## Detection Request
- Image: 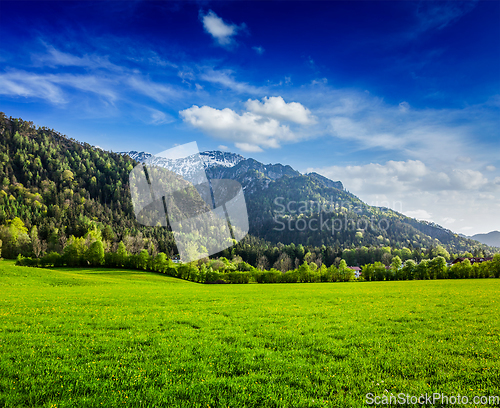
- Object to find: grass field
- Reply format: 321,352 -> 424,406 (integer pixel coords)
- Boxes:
0,260 -> 499,407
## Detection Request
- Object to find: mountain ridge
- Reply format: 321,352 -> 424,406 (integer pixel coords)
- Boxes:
123,150 -> 344,192
122,150 -> 497,253
470,231 -> 500,248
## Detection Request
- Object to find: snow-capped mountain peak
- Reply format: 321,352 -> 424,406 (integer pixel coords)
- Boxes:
200,151 -> 245,168
123,150 -> 244,169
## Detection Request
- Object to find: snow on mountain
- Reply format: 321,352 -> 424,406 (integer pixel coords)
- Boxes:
126,151 -> 154,162
124,150 -> 244,169
200,151 -> 245,168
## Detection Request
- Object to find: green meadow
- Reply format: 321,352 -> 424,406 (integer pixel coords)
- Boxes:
0,260 -> 499,408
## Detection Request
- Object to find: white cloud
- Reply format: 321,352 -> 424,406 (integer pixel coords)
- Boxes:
405,209 -> 432,220
308,161 -> 494,196
180,105 -> 295,151
218,145 -> 228,151
442,217 -> 456,225
311,78 -> 328,86
0,70 -> 66,103
180,97 -> 315,152
200,10 -> 244,47
0,70 -> 117,104
456,156 -> 472,163
1,46 -> 188,107
235,143 -> 263,153
245,96 -> 316,125
486,165 -> 496,171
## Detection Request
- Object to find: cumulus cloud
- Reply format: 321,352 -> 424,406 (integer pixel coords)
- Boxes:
180,105 -> 294,151
245,96 -> 316,125
180,97 -> 315,152
308,160 -> 494,196
218,145 -> 229,151
486,165 -> 496,171
200,10 -> 245,47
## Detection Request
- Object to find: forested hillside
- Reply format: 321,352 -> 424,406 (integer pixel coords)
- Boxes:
0,113 -> 178,259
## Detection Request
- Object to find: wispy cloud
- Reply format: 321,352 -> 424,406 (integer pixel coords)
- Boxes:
148,108 -> 175,125
126,76 -> 183,104
199,68 -> 264,94
288,84 -> 500,167
0,70 -> 117,104
35,45 -> 122,71
0,45 -> 189,108
415,0 -> 478,32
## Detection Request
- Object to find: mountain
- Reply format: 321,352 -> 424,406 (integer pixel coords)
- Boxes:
471,231 -> 500,248
0,113 -> 497,263
201,151 -> 245,168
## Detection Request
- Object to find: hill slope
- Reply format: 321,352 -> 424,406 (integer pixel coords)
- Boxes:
0,114 -> 178,258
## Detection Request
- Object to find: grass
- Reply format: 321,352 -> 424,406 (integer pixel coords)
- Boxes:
0,260 -> 499,407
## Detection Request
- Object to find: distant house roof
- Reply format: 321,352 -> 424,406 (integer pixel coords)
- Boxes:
348,266 -> 361,271
451,257 -> 493,265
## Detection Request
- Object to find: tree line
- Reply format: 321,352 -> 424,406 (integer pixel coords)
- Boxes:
13,223 -> 500,284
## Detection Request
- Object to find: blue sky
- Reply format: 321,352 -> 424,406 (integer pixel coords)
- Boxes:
1,0 -> 499,235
